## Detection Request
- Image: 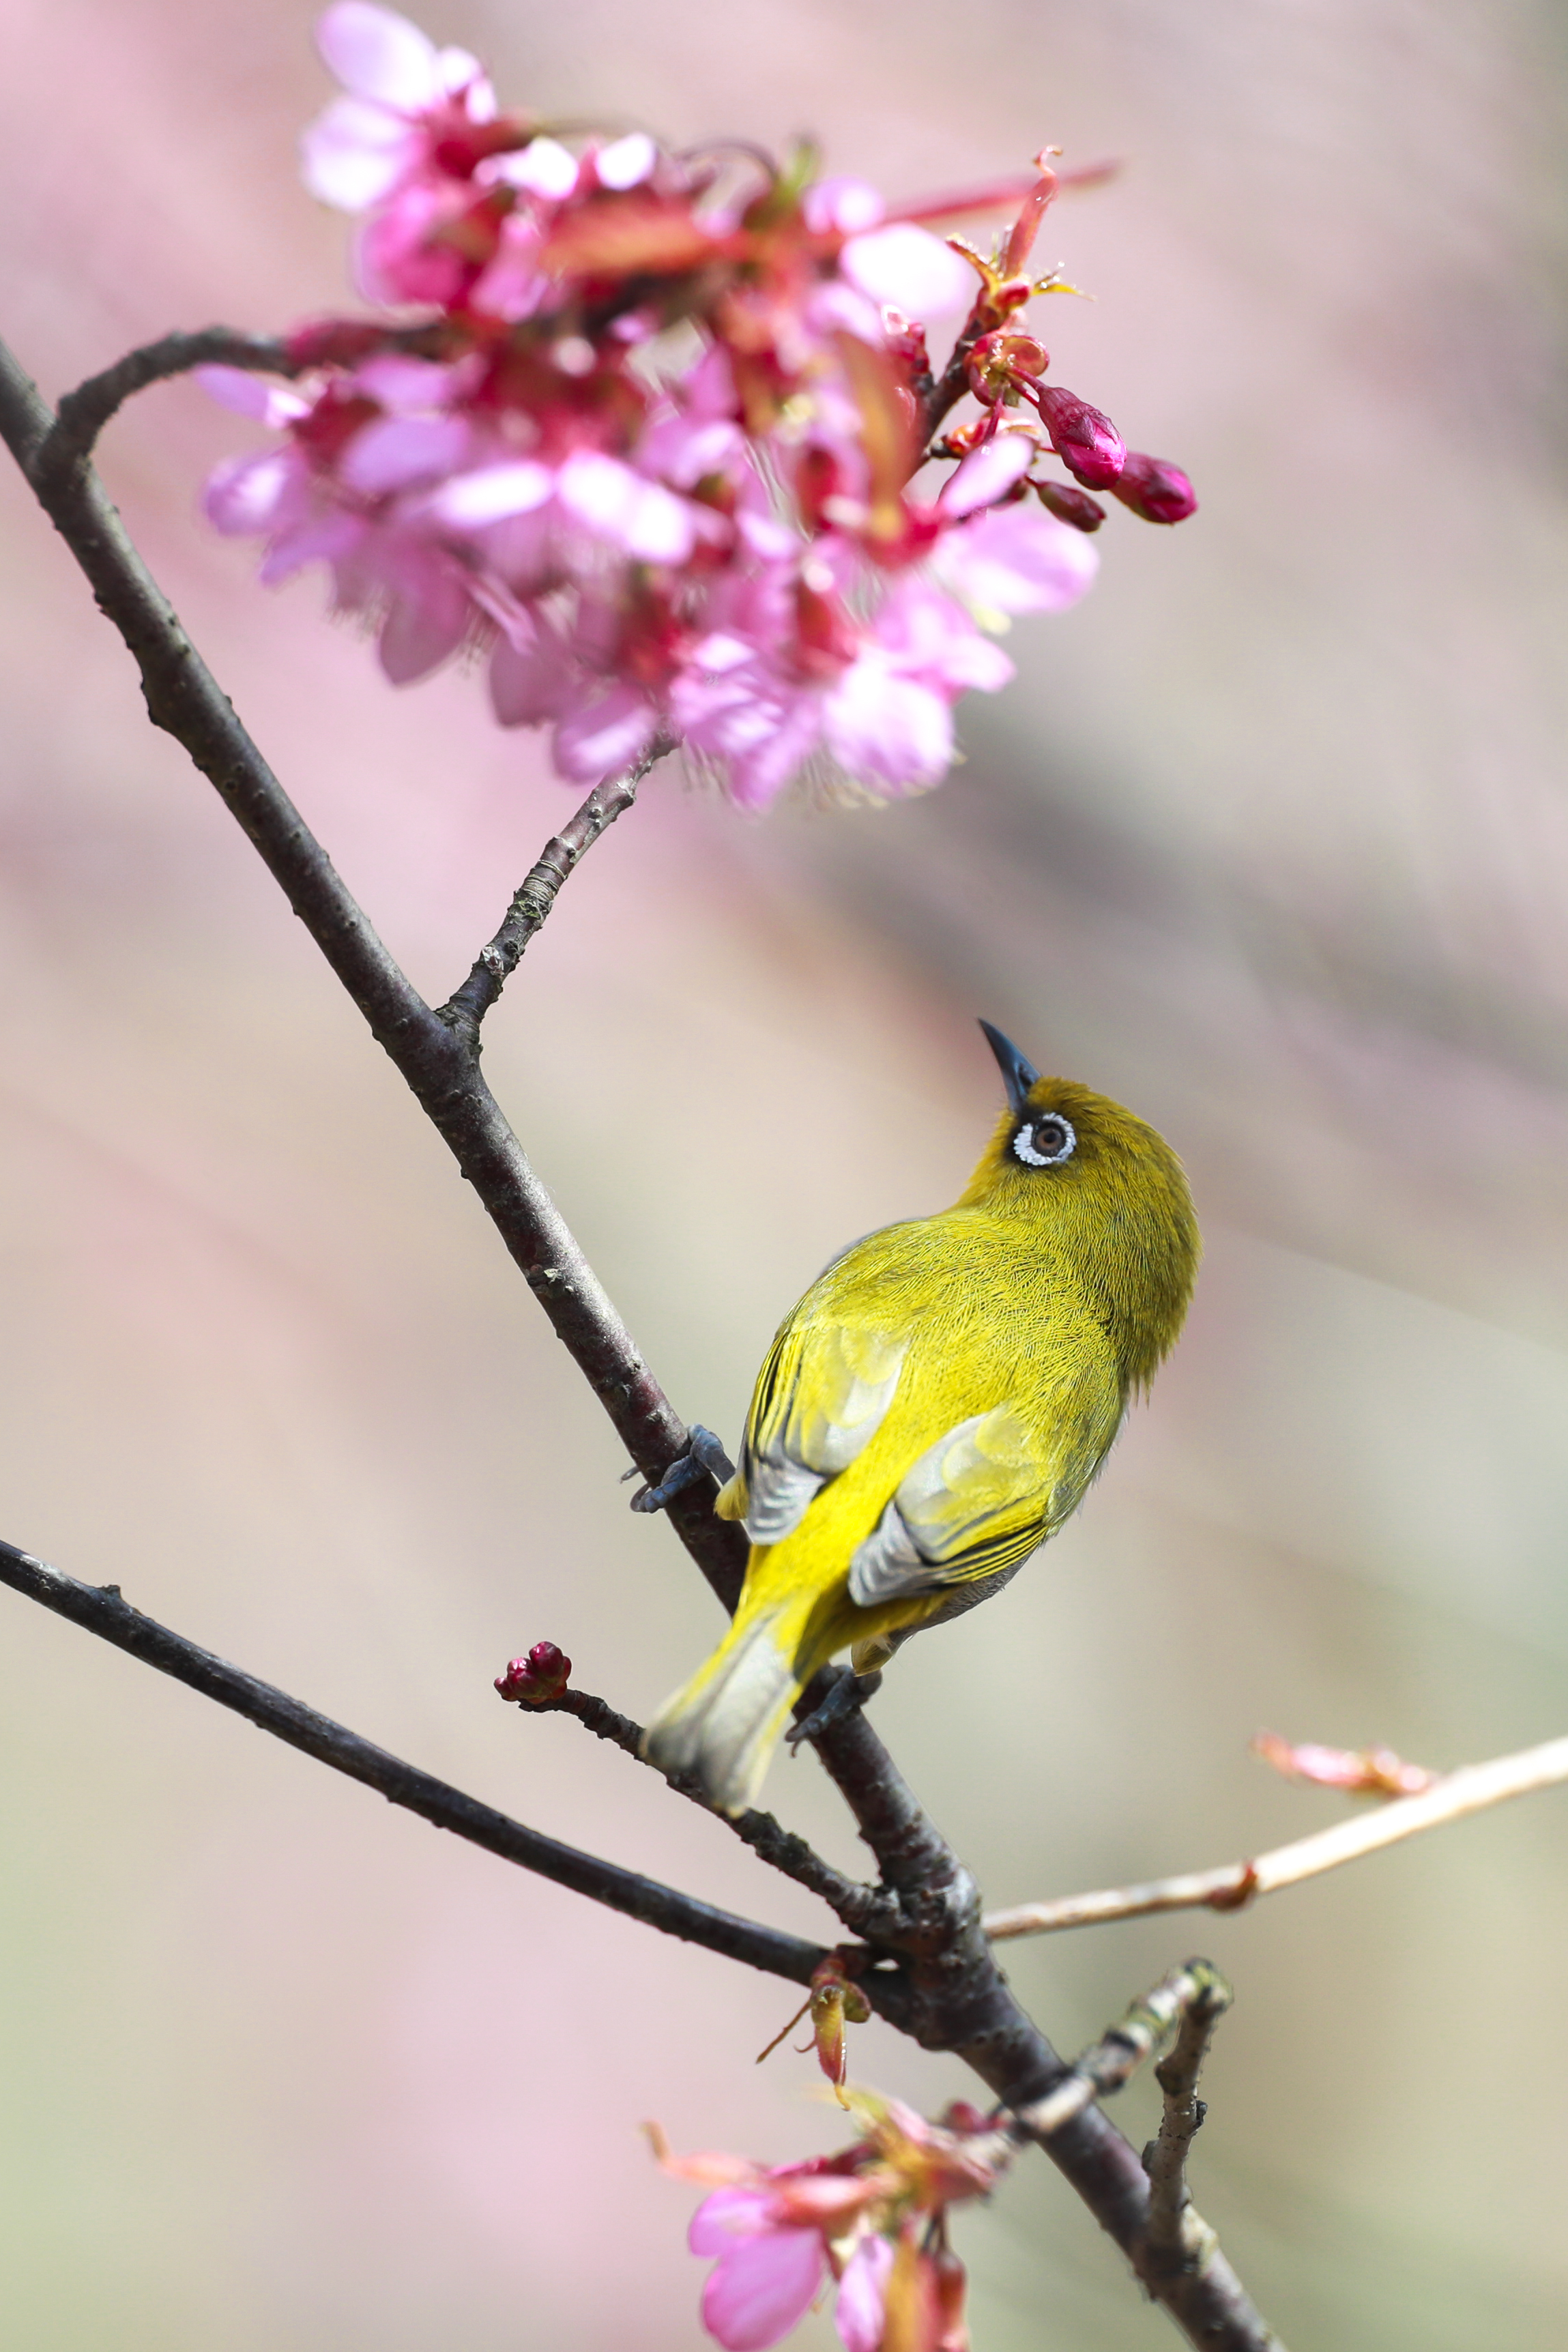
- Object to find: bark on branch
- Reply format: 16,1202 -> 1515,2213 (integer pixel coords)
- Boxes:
983,1734 -> 1568,1940
0,1539 -> 824,1986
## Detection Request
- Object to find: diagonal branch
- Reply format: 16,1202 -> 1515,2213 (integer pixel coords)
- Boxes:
512,1679 -> 896,1939
436,746 -> 675,1052
982,1733 -> 1568,1941
0,1537 -> 825,1988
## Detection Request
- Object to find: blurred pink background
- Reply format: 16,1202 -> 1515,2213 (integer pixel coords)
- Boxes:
3,1 -> 1568,2346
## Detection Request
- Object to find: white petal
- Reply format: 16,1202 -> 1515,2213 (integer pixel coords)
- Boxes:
434,461 -> 556,526
840,222 -> 974,317
802,175 -> 884,235
595,132 -> 656,190
300,98 -> 416,209
495,137 -> 580,199
315,3 -> 439,107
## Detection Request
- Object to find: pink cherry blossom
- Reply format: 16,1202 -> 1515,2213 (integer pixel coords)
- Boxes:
201,4 -> 1195,809
301,1 -> 497,212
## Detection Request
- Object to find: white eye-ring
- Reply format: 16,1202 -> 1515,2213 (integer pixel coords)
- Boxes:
1013,1112 -> 1077,1168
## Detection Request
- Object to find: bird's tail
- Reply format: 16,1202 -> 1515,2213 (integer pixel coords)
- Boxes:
642,1574 -> 824,1816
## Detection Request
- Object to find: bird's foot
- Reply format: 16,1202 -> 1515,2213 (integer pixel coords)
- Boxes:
628,1425 -> 736,1514
786,1666 -> 884,1750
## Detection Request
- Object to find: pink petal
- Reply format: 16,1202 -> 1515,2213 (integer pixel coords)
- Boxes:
552,682 -> 660,780
824,657 -> 954,792
689,2190 -> 775,2256
937,503 -> 1099,616
803,176 -> 884,236
299,97 -> 416,209
352,353 -> 464,411
701,2229 -> 824,2352
940,433 -> 1035,517
435,461 -> 555,528
315,2 -> 439,107
203,449 -> 301,536
377,562 -> 473,682
261,506 -> 365,585
834,2234 -> 895,2352
840,224 -> 974,317
340,414 -> 468,495
435,46 -> 493,112
489,624 -> 572,725
557,451 -> 694,563
596,132 -> 656,190
195,366 -> 309,427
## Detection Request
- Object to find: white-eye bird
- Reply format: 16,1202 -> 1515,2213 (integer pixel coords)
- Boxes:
641,1023 -> 1200,1815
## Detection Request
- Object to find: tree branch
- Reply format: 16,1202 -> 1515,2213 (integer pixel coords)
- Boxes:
435,747 -> 675,1052
1013,1960 -> 1232,2141
982,1734 -> 1568,1940
512,1680 -> 895,1938
0,1537 -> 823,1986
0,334 -> 744,1612
33,328 -> 298,482
1144,1966 -> 1232,2278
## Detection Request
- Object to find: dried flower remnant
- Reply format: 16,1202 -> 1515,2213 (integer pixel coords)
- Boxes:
652,2090 -> 1007,2352
756,1952 -> 873,2100
1251,1730 -> 1438,1799
201,3 -> 1194,804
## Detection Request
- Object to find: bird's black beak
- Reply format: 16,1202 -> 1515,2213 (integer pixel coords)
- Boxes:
978,1020 -> 1041,1116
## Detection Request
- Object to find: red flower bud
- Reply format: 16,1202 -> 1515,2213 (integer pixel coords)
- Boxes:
1034,479 -> 1105,532
1031,386 -> 1125,488
495,1641 -> 573,1705
1109,450 -> 1197,524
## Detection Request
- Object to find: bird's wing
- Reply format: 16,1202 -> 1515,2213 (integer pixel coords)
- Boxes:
846,1406 -> 1047,1603
847,1388 -> 1116,1606
726,1317 -> 910,1544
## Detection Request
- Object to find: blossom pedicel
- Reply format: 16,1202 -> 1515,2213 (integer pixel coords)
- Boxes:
201,2 -> 1195,805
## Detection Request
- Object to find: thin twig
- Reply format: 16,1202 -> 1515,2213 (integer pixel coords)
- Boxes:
437,746 -> 675,1051
1014,1960 -> 1230,2140
0,1539 -> 824,1986
983,1734 -> 1568,1941
519,1683 -> 895,1938
1144,1965 -> 1232,2275
34,330 -> 297,482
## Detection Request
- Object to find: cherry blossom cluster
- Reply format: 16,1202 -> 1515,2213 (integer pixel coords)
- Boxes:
654,2088 -> 1011,2352
201,1 -> 1194,805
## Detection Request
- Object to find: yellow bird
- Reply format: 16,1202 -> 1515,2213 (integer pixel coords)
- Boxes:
639,1023 -> 1200,1815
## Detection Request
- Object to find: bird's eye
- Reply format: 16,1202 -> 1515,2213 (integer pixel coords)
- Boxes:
1013,1114 -> 1076,1169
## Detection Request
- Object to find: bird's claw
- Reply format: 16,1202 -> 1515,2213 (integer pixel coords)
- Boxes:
629,1425 -> 736,1513
786,1666 -> 884,1749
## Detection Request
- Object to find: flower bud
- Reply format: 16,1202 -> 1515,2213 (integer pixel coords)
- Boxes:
1031,386 -> 1125,488
1033,479 -> 1105,532
1109,450 -> 1197,524
495,1640 -> 573,1704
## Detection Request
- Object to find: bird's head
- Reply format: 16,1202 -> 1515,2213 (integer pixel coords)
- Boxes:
961,1021 -> 1201,1389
